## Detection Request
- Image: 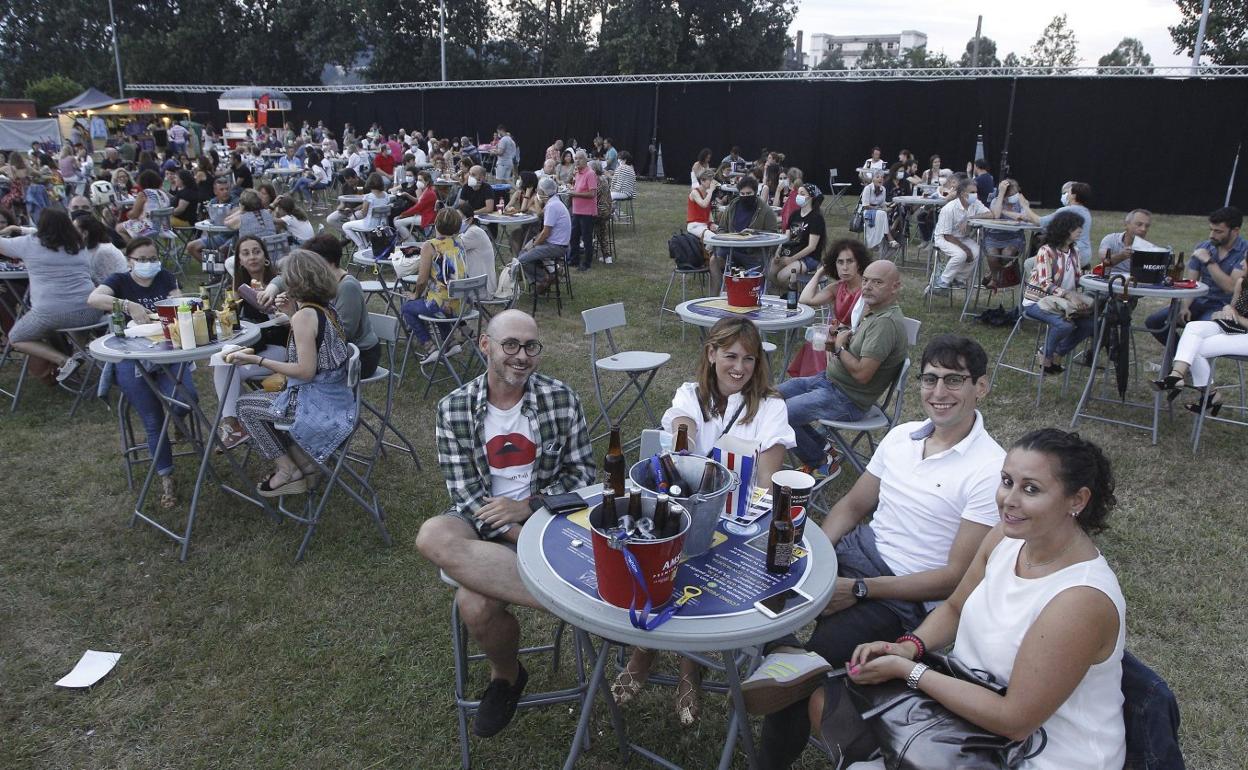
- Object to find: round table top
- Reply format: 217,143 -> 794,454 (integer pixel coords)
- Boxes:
1079,275 -> 1210,300
265,167 -> 303,175
516,486 -> 838,652
478,212 -> 538,225
705,231 -> 788,249
89,322 -> 261,365
719,184 -> 738,194
892,195 -> 946,207
194,220 -> 235,234
338,194 -> 366,204
433,179 -> 456,187
676,296 -> 815,331
971,218 -> 1041,233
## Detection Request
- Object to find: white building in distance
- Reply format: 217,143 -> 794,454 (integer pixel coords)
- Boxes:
807,30 -> 928,68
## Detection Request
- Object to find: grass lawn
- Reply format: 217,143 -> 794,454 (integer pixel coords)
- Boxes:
0,182 -> 1242,769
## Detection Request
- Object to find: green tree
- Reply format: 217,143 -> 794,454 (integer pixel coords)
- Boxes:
814,48 -> 846,71
1097,37 -> 1154,73
856,41 -> 900,69
24,75 -> 83,116
0,2 -> 115,95
958,36 -> 1001,67
1170,0 -> 1248,64
1023,13 -> 1080,71
902,46 -> 952,68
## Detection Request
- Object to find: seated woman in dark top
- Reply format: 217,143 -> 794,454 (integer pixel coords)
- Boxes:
87,237 -> 194,509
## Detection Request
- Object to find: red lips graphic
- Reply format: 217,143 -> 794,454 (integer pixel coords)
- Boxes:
485,432 -> 538,469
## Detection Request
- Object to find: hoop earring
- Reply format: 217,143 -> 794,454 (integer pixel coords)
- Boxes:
264,259 -> 271,266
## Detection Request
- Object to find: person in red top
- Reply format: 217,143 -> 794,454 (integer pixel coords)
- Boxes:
568,149 -> 598,271
374,144 -> 397,185
687,171 -> 718,241
395,170 -> 437,241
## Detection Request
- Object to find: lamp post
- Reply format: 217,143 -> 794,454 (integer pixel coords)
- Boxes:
439,0 -> 447,82
1191,0 -> 1212,73
107,0 -> 125,96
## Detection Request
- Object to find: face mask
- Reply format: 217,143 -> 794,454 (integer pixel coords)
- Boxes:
467,177 -> 480,188
1007,194 -> 1020,204
416,180 -> 426,190
739,195 -> 759,211
897,171 -> 905,179
1060,192 -> 1070,206
132,261 -> 161,279
794,195 -> 808,208
404,175 -> 414,185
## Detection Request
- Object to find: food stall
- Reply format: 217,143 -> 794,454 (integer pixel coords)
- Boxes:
55,89 -> 192,154
217,87 -> 292,148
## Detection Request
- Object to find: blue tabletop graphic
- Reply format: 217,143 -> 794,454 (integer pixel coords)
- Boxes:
539,495 -> 811,618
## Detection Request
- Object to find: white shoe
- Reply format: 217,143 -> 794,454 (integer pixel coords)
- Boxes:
56,353 -> 85,383
604,255 -> 614,265
741,650 -> 832,715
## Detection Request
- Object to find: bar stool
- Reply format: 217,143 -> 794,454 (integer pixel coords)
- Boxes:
659,264 -> 710,339
612,196 -> 636,233
990,313 -> 1076,407
10,319 -> 108,416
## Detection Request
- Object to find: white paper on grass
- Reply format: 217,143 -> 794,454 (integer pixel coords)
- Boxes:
55,650 -> 121,688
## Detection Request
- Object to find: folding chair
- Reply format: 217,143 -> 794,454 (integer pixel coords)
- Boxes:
412,274 -> 488,396
659,263 -> 710,339
1190,354 -> 1248,453
10,319 -> 108,416
810,318 -> 921,487
261,232 -> 294,268
439,569 -> 588,770
989,312 -> 1077,407
146,206 -> 182,275
352,247 -> 403,317
273,344 -> 392,561
824,168 -> 853,218
582,302 -> 670,442
116,389 -> 205,490
477,260 -> 520,324
354,313 -> 422,480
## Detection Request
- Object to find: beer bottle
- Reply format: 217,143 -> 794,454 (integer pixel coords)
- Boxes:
600,492 -> 618,529
766,486 -> 795,575
652,493 -> 671,536
604,426 -> 627,498
696,460 -> 718,495
674,423 -> 690,453
199,284 -> 212,305
628,484 -> 642,520
659,452 -> 683,496
110,298 -> 128,336
664,501 -> 683,538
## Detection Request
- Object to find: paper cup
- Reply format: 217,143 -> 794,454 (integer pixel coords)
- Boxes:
771,469 -> 816,542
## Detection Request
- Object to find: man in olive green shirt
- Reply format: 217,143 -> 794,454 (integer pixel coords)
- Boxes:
779,259 -> 907,476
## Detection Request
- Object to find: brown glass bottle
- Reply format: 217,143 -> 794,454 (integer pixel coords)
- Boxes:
652,493 -> 671,536
766,486 -> 795,575
600,492 -> 618,529
604,427 -> 627,497
674,424 -> 690,453
658,452 -> 683,495
696,460 -> 718,494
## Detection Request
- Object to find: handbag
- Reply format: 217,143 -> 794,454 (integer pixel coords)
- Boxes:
845,652 -> 1047,769
850,208 -> 865,233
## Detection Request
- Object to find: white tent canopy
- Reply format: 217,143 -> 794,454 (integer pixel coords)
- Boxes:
0,118 -> 60,151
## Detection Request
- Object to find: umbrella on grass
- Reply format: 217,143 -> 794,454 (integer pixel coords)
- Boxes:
1103,274 -> 1134,400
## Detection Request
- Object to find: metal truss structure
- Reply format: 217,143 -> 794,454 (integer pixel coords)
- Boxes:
128,65 -> 1248,94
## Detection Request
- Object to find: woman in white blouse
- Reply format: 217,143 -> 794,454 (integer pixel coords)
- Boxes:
612,317 -> 796,726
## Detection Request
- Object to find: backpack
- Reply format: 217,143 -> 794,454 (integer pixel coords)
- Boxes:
668,231 -> 705,269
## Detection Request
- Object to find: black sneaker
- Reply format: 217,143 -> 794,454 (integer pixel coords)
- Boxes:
472,663 -> 528,738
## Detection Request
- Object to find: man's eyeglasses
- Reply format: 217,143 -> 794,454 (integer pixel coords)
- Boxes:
917,372 -> 972,390
495,338 -> 543,356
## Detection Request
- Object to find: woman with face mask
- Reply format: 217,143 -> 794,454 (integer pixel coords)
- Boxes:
982,178 -> 1032,288
394,170 -> 437,242
774,166 -> 803,225
771,183 -> 827,290
87,237 -> 194,509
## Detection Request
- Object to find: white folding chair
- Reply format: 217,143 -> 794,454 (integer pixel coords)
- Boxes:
811,317 -> 920,490
990,312 -> 1076,407
273,344 -> 392,561
824,168 -> 853,217
412,274 -> 488,397
582,302 -> 670,442
1191,354 -> 1248,453
353,313 -> 422,480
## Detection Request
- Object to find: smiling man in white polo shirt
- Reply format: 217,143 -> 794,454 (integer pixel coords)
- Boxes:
746,334 -> 1006,770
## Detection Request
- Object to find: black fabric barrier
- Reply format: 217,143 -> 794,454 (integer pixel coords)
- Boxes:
155,78 -> 1248,215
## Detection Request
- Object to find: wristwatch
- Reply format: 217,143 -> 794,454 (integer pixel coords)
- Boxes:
852,579 -> 869,601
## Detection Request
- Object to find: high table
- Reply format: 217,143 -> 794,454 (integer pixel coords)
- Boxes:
1071,276 -> 1209,444
0,267 -> 30,404
88,321 -> 271,560
704,231 -> 789,293
477,212 -> 538,258
265,166 -> 303,193
517,485 -> 837,770
960,219 -> 1042,322
676,296 -> 814,376
890,195 -> 945,272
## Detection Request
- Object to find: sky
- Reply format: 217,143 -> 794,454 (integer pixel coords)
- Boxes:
791,0 -> 1190,67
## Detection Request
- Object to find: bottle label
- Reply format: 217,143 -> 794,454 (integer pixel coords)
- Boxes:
770,542 -> 793,567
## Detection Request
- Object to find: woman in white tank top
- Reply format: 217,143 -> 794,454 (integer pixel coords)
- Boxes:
847,428 -> 1127,770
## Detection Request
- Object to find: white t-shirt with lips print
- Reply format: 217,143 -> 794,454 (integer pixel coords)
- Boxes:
483,399 -> 538,500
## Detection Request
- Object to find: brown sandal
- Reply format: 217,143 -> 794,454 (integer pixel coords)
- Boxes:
159,476 -> 177,510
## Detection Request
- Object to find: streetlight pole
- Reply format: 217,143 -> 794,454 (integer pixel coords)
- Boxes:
107,0 -> 125,96
439,0 -> 447,82
1191,0 -> 1212,73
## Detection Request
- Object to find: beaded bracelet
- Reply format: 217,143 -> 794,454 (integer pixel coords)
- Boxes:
896,632 -> 927,660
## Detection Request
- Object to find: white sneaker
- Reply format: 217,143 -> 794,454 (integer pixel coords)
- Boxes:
604,255 -> 614,265
741,650 -> 832,715
56,353 -> 85,383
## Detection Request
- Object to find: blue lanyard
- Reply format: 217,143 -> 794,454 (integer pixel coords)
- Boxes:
619,536 -> 702,631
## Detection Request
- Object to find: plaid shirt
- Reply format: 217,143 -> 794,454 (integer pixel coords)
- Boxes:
436,372 -> 596,536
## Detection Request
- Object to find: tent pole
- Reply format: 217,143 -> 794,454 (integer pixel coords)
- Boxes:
108,0 -> 125,97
